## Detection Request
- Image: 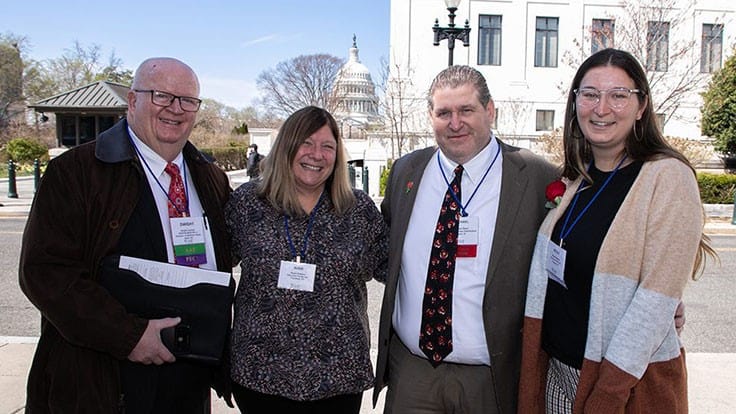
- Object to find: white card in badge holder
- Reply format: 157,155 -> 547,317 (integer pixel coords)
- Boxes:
545,240 -> 567,288
457,215 -> 479,258
278,260 -> 317,292
170,216 -> 207,266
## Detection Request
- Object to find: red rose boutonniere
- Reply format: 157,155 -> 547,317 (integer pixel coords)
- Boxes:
405,181 -> 414,194
545,179 -> 566,209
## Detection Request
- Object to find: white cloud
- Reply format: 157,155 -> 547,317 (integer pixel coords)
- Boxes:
241,34 -> 278,47
199,76 -> 261,109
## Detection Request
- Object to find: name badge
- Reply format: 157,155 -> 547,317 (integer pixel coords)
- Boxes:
278,260 -> 317,292
457,216 -> 479,258
545,240 -> 567,288
170,217 -> 207,266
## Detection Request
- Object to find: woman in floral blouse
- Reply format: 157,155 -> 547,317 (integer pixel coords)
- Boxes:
225,106 -> 388,413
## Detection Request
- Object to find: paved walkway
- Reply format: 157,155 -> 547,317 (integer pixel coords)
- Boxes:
2,173 -> 735,413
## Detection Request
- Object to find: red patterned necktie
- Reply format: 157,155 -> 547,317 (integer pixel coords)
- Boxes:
419,164 -> 463,366
164,162 -> 188,218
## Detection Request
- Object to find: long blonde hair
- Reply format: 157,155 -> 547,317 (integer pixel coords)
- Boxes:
257,106 -> 355,217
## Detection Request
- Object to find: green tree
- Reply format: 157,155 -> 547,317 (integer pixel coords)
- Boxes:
24,41 -> 134,102
94,51 -> 133,85
701,46 -> 736,155
0,40 -> 23,133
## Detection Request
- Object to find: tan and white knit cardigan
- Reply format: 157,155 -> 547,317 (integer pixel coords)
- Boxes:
518,157 -> 703,414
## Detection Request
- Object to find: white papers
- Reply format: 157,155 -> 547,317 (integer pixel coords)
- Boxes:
118,255 -> 230,288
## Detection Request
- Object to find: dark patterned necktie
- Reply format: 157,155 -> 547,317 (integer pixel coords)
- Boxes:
419,164 -> 463,365
164,162 -> 188,218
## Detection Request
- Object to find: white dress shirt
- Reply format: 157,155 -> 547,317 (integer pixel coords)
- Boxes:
393,135 -> 503,365
128,128 -> 217,270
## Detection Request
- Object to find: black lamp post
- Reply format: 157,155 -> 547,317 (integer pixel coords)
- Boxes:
432,0 -> 472,66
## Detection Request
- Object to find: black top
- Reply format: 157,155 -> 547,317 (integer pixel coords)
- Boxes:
542,160 -> 643,369
246,151 -> 263,177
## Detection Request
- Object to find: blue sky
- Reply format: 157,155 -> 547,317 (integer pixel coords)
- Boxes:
1,0 -> 390,109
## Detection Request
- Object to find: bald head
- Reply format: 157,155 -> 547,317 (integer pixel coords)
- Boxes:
127,57 -> 201,161
131,57 -> 200,93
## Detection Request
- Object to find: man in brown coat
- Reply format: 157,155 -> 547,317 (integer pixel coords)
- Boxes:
19,57 -> 233,413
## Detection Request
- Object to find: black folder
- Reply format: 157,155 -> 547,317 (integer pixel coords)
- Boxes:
99,255 -> 234,365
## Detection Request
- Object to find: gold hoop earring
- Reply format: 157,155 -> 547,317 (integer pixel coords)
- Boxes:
633,121 -> 642,142
569,117 -> 582,139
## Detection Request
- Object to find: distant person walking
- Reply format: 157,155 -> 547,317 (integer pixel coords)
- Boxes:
246,144 -> 264,181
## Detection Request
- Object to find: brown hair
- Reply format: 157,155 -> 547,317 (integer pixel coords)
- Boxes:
562,48 -> 715,278
427,65 -> 493,110
561,48 -> 689,181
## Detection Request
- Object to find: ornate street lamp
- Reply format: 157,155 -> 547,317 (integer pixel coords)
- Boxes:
432,0 -> 472,66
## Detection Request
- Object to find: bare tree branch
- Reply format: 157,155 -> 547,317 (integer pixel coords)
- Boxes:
377,57 -> 427,159
256,54 -> 345,118
561,0 -> 723,130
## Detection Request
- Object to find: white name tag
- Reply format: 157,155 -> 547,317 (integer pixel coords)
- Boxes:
457,216 -> 479,258
545,240 -> 567,288
278,260 -> 317,292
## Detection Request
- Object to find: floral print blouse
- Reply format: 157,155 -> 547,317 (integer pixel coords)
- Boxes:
225,182 -> 388,401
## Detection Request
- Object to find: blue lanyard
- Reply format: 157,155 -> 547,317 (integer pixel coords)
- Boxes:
438,141 -> 501,217
558,156 -> 628,245
128,136 -> 190,216
284,193 -> 324,263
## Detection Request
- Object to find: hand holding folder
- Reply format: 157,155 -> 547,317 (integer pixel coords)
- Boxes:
99,255 -> 234,365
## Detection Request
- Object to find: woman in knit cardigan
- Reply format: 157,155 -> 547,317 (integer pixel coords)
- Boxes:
517,48 -> 714,413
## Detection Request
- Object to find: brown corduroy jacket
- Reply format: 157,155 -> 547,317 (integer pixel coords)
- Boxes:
19,119 -> 233,413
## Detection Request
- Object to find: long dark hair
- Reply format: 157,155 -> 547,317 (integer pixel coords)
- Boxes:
561,48 -> 690,181
562,48 -> 714,279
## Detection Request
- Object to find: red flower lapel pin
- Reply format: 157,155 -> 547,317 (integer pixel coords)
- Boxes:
545,179 -> 566,209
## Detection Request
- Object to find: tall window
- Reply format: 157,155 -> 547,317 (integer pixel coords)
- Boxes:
646,21 -> 670,71
478,15 -> 502,66
59,115 -> 117,147
535,17 -> 558,67
536,110 -> 554,131
591,19 -> 614,53
701,24 -> 723,73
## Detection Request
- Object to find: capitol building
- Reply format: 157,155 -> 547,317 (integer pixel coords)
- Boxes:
333,36 -> 394,198
333,35 -> 381,136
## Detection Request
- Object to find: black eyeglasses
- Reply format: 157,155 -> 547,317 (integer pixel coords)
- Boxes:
133,89 -> 202,112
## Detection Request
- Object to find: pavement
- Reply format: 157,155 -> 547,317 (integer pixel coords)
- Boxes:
2,173 -> 735,413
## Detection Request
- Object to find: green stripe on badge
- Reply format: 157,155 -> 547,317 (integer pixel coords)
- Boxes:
174,243 -> 206,256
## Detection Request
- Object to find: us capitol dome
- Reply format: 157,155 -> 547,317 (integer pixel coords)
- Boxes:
333,35 -> 381,138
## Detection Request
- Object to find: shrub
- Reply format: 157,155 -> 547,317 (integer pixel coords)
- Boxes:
200,146 -> 247,171
5,137 -> 49,164
379,160 -> 393,197
665,136 -> 714,167
533,128 -> 564,167
697,172 -> 736,204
